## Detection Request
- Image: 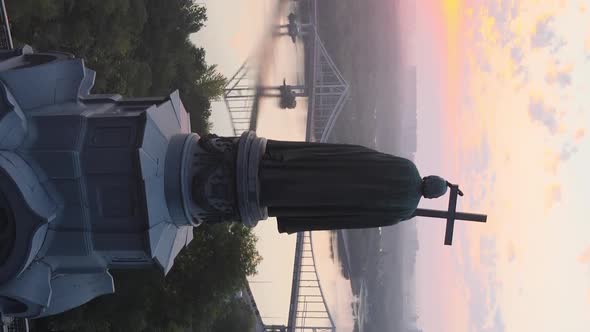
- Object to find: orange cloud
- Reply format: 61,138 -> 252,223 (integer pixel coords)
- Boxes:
506,241 -> 516,263
543,150 -> 560,174
545,61 -> 573,87
574,128 -> 586,143
559,0 -> 567,9
578,247 -> 590,264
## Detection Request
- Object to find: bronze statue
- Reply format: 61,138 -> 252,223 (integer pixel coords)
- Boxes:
259,140 -> 449,233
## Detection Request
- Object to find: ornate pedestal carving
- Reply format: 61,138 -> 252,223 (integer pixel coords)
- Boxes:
190,131 -> 267,227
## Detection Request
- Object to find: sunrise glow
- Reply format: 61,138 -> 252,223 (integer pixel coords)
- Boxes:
416,0 -> 590,331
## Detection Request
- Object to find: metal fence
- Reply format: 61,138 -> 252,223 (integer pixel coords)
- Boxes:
2,317 -> 29,332
0,0 -> 13,49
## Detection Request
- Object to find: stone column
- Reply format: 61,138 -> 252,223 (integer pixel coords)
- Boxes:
189,131 -> 268,227
235,131 -> 268,227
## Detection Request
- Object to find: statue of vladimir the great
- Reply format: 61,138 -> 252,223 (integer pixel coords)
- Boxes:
203,138 -> 451,233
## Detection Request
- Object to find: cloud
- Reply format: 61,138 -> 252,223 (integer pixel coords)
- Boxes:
544,151 -> 560,174
506,242 -> 516,263
550,37 -> 567,55
463,137 -> 492,208
574,128 -> 586,142
544,184 -> 562,209
578,247 -> 590,264
480,58 -> 492,73
528,98 -> 558,133
509,46 -> 529,82
545,62 -> 572,88
545,69 -> 571,87
480,309 -> 506,332
486,0 -> 518,47
531,17 -> 555,49
559,143 -> 578,161
510,46 -> 523,63
480,235 -> 497,266
472,136 -> 491,172
458,235 -> 505,332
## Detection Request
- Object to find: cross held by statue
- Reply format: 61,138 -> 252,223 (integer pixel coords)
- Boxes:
412,183 -> 488,245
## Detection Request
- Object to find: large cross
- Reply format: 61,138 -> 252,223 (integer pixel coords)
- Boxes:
412,183 -> 487,246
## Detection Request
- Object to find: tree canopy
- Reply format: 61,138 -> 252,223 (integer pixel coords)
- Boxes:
7,0 -> 225,133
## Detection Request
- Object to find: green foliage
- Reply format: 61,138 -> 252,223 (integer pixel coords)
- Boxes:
210,299 -> 256,332
195,65 -> 228,101
6,0 -> 223,133
34,224 -> 261,332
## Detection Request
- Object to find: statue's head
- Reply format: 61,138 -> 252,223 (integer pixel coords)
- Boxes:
421,176 -> 448,199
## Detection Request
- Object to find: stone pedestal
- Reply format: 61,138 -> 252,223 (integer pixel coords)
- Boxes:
0,47 -> 193,318
0,46 -> 271,319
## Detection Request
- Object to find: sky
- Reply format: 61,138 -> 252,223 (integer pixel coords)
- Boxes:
194,0 -> 590,331
414,0 -> 590,331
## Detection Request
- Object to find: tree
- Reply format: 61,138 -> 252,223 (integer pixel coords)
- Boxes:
194,64 -> 227,101
5,0 -> 223,133
210,299 -> 256,332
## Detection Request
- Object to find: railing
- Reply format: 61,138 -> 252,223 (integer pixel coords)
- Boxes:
306,28 -> 350,143
286,232 -> 335,332
0,0 -> 13,49
2,318 -> 29,332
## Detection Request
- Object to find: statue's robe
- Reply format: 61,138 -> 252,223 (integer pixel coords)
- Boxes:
259,140 -> 423,234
